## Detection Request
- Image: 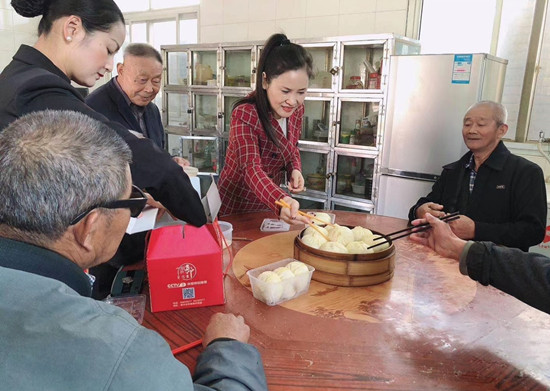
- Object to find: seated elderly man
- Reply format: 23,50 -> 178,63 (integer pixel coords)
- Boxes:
410,213 -> 550,315
408,100 -> 547,251
0,110 -> 267,390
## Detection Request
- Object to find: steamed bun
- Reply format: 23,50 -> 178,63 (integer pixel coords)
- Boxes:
300,234 -> 326,249
258,271 -> 281,283
311,212 -> 332,226
327,224 -> 354,245
346,241 -> 374,254
320,241 -> 349,253
273,267 -> 295,280
364,234 -> 390,252
286,261 -> 309,275
304,225 -> 328,238
352,226 -> 374,242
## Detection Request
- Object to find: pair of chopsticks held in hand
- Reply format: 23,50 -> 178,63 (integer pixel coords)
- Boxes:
275,199 -> 334,241
368,211 -> 461,249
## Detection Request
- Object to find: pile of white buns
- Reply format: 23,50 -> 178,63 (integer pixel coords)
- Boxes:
301,220 -> 390,254
254,261 -> 311,304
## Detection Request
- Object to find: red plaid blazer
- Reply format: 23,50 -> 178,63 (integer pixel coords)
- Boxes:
218,102 -> 303,215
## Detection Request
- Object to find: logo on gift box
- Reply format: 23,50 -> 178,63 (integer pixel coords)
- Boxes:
177,263 -> 197,280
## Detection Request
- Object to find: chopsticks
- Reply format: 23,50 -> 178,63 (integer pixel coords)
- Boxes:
172,338 -> 203,355
275,199 -> 332,241
275,199 -> 334,227
367,212 -> 461,249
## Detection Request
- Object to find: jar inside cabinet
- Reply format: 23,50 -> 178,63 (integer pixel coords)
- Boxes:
193,93 -> 218,133
224,49 -> 252,87
341,43 -> 384,91
192,50 -> 217,86
338,100 -> 379,147
166,92 -> 190,133
300,150 -> 328,192
180,136 -> 219,173
167,51 -> 188,86
302,99 -> 330,143
223,95 -> 243,134
334,155 -> 374,200
304,45 -> 334,89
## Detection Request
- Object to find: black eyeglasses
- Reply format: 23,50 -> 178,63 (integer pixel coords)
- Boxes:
69,185 -> 148,225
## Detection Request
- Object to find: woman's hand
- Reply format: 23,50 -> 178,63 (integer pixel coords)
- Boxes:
287,169 -> 305,193
278,196 -> 310,225
172,156 -> 191,168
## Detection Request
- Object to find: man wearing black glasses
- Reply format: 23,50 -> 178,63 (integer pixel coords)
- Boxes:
0,110 -> 267,390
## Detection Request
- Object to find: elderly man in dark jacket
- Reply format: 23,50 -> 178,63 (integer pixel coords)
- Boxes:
409,101 -> 547,251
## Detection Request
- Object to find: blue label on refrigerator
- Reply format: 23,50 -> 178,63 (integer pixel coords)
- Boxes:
452,54 -> 473,84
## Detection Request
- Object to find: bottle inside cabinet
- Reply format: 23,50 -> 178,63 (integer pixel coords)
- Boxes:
342,43 -> 384,91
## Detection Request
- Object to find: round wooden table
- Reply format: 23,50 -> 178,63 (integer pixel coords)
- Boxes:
143,211 -> 550,390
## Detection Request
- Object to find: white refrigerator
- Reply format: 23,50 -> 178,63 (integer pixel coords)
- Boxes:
375,53 -> 508,219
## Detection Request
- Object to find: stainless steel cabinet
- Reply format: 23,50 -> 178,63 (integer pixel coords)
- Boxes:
162,34 -> 419,209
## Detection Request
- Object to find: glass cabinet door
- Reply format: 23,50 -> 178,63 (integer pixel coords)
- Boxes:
341,41 -> 385,91
333,154 -> 375,201
193,93 -> 218,134
165,92 -> 191,134
301,97 -> 331,144
302,44 -> 336,90
191,50 -> 217,86
166,51 -> 189,86
295,196 -> 327,210
300,150 -> 329,194
223,48 -> 252,88
180,136 -> 219,173
337,99 -> 380,148
223,95 -> 244,135
331,200 -> 373,213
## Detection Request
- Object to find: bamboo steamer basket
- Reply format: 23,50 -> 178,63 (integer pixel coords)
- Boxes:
293,227 -> 395,287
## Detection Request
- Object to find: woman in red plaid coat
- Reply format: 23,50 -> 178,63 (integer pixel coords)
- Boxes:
218,33 -> 313,224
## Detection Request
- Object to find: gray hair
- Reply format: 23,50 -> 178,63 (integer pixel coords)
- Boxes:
123,43 -> 163,64
0,110 -> 132,245
466,100 -> 508,126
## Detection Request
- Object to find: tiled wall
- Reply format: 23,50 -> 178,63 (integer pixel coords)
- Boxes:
0,0 -> 39,70
199,0 -> 409,43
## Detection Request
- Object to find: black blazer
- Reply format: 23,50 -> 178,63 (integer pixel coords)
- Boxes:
409,141 -> 547,251
0,45 -> 206,227
86,79 -> 165,149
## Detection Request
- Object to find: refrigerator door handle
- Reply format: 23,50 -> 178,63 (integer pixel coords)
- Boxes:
381,167 -> 440,182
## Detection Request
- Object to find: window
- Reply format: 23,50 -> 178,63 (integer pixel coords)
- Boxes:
420,0 -> 496,54
419,0 -> 549,142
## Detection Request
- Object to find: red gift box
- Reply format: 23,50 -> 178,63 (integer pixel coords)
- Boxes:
146,223 -> 225,312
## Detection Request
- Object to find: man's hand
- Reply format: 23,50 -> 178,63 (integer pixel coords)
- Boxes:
448,214 -> 475,240
416,202 -> 446,218
202,313 -> 251,347
287,169 -> 305,193
409,213 -> 467,260
278,196 -> 310,225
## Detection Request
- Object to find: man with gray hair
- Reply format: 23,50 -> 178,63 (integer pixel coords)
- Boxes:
87,43 -> 196,297
0,110 -> 267,390
408,100 -> 547,251
87,43 -> 170,152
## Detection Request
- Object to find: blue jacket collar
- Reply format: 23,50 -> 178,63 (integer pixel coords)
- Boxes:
0,236 -> 92,297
